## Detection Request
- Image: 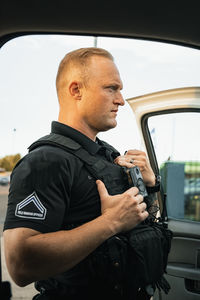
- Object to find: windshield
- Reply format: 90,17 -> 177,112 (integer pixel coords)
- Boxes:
1,35 -> 200,157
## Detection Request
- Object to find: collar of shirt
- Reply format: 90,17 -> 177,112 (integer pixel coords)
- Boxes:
51,121 -> 104,156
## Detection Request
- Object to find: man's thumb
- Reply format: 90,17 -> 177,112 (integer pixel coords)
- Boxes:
96,180 -> 109,199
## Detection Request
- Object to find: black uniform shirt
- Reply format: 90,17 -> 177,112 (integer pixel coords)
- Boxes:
4,121 -> 120,234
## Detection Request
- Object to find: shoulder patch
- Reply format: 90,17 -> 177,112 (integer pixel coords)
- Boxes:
15,192 -> 47,220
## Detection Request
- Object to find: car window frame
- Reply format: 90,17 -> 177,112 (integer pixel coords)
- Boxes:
141,107 -> 200,219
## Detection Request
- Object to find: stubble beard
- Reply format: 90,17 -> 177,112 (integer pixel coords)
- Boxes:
97,118 -> 117,133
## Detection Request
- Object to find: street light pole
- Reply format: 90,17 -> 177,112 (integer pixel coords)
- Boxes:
12,128 -> 16,154
94,36 -> 98,47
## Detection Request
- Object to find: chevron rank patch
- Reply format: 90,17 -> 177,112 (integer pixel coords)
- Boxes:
15,192 -> 47,220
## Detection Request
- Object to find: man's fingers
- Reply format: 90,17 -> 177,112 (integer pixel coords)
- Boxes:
125,186 -> 140,197
114,159 -> 137,169
140,201 -> 147,211
96,180 -> 109,199
114,155 -> 143,169
137,194 -> 144,204
126,149 -> 145,155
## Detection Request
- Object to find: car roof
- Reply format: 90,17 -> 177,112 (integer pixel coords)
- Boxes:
1,1 -> 200,49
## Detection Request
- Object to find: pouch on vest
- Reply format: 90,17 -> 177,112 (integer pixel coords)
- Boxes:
124,221 -> 173,297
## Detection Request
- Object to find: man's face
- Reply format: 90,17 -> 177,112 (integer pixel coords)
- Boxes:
79,56 -> 125,135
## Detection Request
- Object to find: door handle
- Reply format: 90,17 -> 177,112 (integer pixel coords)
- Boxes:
167,263 -> 200,280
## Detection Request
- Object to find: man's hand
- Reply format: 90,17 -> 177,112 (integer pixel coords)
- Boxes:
114,149 -> 156,187
96,180 -> 148,234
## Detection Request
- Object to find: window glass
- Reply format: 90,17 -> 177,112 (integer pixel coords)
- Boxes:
1,35 -> 200,158
148,112 -> 200,222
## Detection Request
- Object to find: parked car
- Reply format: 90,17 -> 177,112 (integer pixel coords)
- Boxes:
0,176 -> 9,186
1,2 -> 200,300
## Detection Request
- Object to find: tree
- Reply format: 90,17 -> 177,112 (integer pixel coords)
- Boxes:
0,154 -> 21,171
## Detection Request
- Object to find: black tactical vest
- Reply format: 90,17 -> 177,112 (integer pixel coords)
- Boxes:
29,133 -> 172,299
29,133 -> 132,195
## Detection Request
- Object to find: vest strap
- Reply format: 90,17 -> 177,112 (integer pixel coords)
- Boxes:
28,133 -> 116,183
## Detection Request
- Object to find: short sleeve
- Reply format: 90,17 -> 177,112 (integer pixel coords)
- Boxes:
3,146 -> 73,233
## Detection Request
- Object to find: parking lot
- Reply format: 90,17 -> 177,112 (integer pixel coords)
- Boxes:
0,185 -> 36,300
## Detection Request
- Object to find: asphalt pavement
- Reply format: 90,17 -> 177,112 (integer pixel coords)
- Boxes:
0,185 -> 36,300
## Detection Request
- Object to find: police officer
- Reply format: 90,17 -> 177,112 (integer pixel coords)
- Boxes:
3,48 -> 156,299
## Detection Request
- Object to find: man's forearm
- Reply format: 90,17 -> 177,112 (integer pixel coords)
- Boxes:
4,183 -> 148,287
4,214 -> 115,287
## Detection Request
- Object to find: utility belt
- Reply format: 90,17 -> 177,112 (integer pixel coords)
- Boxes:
29,133 -> 173,299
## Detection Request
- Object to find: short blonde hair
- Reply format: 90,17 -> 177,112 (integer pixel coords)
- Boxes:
56,47 -> 114,93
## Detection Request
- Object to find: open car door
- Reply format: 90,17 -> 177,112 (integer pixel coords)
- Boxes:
127,86 -> 200,300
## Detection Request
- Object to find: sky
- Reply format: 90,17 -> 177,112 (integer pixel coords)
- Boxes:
1,34 -> 200,162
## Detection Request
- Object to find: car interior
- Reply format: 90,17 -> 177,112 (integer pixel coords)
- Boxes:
1,2 -> 200,300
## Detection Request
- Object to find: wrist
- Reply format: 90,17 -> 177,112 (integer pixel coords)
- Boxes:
146,174 -> 156,187
100,212 -> 121,236
97,213 -> 119,237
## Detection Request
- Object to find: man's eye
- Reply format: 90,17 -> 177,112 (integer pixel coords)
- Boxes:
108,86 -> 117,91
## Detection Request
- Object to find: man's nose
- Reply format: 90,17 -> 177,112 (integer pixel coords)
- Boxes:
115,92 -> 125,106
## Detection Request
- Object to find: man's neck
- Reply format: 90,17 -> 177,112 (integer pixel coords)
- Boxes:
57,119 -> 97,142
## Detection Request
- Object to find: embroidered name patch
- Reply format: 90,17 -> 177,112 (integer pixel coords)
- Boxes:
15,192 -> 47,220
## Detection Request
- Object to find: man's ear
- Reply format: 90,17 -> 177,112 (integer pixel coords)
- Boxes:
69,81 -> 82,100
